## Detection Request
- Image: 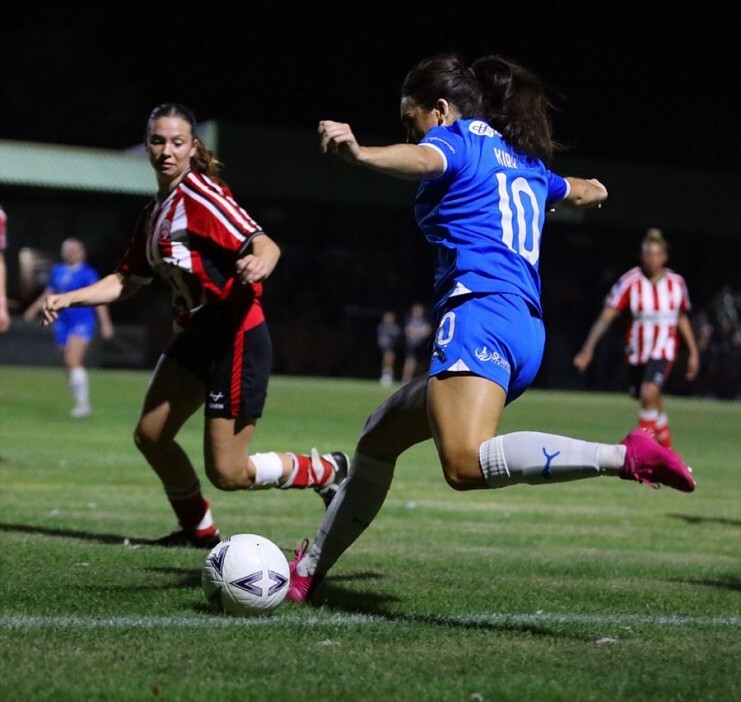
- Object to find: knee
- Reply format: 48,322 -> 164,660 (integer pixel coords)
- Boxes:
133,422 -> 157,455
205,459 -> 252,491
438,445 -> 483,491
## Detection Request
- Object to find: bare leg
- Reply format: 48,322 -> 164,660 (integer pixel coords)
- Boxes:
427,374 -> 505,490
134,356 -> 204,490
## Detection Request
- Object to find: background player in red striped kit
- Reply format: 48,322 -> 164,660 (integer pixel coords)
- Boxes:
574,228 -> 699,448
40,104 -> 347,547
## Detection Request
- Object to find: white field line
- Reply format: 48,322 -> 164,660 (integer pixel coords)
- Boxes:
1,612 -> 739,630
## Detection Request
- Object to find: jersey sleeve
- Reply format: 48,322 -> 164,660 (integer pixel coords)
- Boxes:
419,125 -> 466,178
116,207 -> 155,284
605,275 -> 631,311
545,170 -> 570,206
48,264 -> 63,293
83,265 -> 100,287
182,173 -> 265,257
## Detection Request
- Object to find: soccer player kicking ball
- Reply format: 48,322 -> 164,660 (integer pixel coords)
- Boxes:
281,53 -> 695,603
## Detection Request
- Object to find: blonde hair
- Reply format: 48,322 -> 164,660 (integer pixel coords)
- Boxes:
642,227 -> 667,252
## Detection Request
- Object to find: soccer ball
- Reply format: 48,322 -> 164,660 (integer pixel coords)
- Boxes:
201,533 -> 290,616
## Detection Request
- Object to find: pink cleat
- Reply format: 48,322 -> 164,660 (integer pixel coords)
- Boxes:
620,429 -> 695,492
286,538 -> 314,603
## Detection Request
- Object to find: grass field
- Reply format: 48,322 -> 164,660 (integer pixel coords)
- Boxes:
1,366 -> 739,702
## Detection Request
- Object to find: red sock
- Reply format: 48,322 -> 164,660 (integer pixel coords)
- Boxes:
166,484 -> 217,537
281,451 -> 336,489
654,414 -> 672,449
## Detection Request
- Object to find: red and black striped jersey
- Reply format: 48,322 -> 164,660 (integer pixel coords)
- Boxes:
117,171 -> 265,328
605,266 -> 691,364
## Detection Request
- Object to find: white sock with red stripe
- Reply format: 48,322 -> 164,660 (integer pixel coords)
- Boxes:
654,412 -> 672,449
638,409 -> 659,436
249,452 -> 284,488
281,449 -> 337,489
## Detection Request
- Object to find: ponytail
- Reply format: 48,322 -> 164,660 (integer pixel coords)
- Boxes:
471,55 -> 561,163
401,54 -> 562,164
191,140 -> 223,181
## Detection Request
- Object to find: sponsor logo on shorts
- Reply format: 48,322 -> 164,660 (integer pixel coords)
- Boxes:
474,346 -> 511,371
208,391 -> 225,410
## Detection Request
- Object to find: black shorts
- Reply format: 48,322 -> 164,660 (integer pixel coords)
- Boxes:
628,359 -> 672,398
165,305 -> 272,419
406,340 -> 431,363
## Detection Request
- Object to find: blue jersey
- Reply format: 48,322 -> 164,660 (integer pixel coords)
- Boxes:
416,119 -> 569,316
48,262 -> 99,326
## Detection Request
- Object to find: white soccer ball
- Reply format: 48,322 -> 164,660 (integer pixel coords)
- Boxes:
201,533 -> 290,616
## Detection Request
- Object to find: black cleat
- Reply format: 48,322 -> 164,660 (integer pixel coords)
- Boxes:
313,450 -> 349,510
152,529 -> 221,548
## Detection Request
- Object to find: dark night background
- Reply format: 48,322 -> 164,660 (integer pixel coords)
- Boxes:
2,2 -> 740,395
2,2 -> 738,171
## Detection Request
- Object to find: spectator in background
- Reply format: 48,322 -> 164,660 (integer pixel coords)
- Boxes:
377,309 -> 402,386
574,228 -> 699,449
0,205 -> 10,332
24,238 -> 115,417
401,302 -> 432,384
709,285 -> 741,399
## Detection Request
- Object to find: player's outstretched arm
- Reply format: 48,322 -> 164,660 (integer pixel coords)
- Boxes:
677,312 -> 700,380
318,120 -> 445,181
561,177 -> 608,209
573,306 -> 619,373
41,273 -> 138,326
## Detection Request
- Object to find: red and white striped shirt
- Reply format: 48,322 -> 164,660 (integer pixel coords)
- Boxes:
118,171 -> 265,329
605,266 -> 691,364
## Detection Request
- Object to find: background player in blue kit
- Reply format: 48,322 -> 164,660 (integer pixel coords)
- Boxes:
285,53 -> 696,602
24,237 -> 114,417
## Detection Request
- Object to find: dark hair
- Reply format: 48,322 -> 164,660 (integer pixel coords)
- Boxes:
146,103 -> 223,180
401,53 -> 561,163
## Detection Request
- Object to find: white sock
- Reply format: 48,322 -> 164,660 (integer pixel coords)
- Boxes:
69,367 -> 89,407
249,452 -> 284,488
297,452 -> 395,578
479,432 -> 626,489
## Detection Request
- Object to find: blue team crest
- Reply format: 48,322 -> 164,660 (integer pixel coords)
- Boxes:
468,121 -> 495,137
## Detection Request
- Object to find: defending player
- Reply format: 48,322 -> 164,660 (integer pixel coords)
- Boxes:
24,238 -> 115,417
40,103 -> 347,547
573,228 -> 699,448
282,53 -> 696,603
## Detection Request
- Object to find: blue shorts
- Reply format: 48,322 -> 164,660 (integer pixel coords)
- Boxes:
429,293 -> 545,403
54,319 -> 95,346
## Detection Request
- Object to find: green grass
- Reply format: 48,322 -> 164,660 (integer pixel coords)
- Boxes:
0,366 -> 739,701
